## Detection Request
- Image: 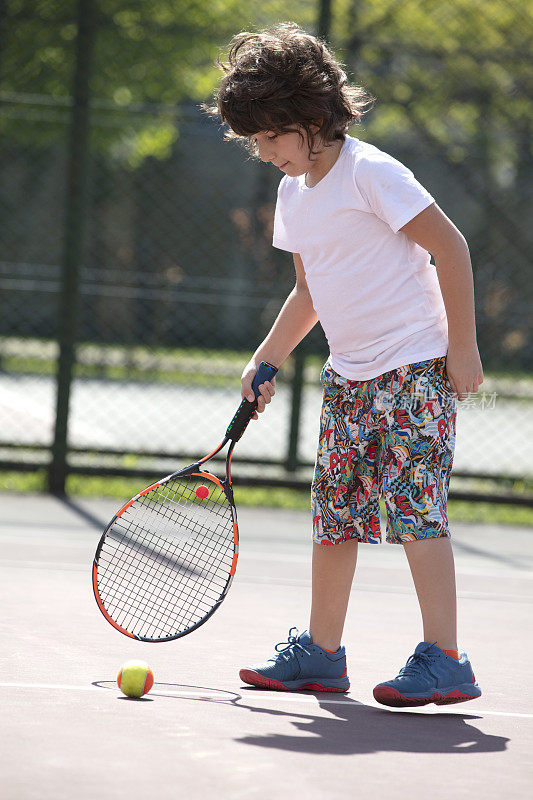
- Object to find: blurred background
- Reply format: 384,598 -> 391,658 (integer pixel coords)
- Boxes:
1,0 -> 532,511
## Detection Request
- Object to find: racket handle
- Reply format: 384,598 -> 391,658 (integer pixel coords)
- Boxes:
226,361 -> 278,442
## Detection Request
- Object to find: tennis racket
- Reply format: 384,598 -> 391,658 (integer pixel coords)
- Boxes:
92,360 -> 278,643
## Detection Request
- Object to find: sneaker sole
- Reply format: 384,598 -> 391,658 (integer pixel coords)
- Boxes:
239,669 -> 350,693
373,685 -> 482,708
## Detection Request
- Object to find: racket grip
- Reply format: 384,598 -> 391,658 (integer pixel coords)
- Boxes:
226,361 -> 278,441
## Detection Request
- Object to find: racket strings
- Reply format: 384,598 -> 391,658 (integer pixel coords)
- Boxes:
101,498 -> 232,626
108,517 -> 229,635
95,476 -> 236,640
103,525 -> 229,638
99,503 -> 232,638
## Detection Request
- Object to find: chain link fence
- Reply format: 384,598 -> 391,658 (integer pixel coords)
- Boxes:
1,1 -> 532,502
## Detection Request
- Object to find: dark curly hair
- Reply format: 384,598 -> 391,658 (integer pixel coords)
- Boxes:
203,22 -> 375,158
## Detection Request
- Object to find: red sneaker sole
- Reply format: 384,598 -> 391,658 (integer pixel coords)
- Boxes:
373,685 -> 481,707
239,669 -> 349,693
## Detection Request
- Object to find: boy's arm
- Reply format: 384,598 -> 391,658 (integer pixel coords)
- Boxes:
400,203 -> 483,399
242,252 -> 318,415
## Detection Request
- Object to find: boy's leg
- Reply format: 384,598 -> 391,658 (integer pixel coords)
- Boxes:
309,539 -> 358,652
403,536 -> 457,651
374,535 -> 481,707
238,541 -> 355,693
373,361 -> 481,706
382,358 -> 459,650
239,364 -> 372,692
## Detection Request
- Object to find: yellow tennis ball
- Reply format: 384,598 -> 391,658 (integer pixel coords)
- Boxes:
117,660 -> 154,698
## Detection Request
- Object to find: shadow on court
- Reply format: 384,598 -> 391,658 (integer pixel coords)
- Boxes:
93,679 -> 508,755
237,692 -> 509,756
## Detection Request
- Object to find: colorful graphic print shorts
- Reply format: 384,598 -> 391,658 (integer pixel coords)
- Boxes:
311,357 -> 457,545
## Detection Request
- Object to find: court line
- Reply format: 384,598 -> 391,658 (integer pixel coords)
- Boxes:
1,682 -> 531,718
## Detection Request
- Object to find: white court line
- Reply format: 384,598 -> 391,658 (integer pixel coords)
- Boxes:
1,682 -> 532,718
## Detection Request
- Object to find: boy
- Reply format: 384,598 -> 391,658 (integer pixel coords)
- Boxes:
208,23 -> 483,706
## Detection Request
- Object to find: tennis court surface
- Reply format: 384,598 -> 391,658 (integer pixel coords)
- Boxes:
1,492 -> 531,799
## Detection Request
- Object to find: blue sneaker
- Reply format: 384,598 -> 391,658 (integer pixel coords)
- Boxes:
239,627 -> 350,692
373,642 -> 482,707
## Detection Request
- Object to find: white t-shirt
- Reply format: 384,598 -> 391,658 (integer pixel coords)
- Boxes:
272,135 -> 448,380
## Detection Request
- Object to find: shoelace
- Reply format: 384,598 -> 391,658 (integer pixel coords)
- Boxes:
271,627 -> 312,663
399,643 -> 438,677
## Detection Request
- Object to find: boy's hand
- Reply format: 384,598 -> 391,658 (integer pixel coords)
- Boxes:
241,361 -> 276,420
446,344 -> 483,400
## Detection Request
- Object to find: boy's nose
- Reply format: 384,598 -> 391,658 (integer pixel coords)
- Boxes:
258,144 -> 274,163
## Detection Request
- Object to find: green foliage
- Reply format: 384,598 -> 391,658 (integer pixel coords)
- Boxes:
3,1 -> 531,167
331,0 -> 532,172
2,0 -> 314,160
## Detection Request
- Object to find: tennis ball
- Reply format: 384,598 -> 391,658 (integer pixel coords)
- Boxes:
117,660 -> 154,698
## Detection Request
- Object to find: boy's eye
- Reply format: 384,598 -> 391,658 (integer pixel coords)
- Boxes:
267,134 -> 278,141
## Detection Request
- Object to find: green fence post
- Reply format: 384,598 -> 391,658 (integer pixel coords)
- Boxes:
286,347 -> 306,473
48,0 -> 96,495
317,0 -> 332,40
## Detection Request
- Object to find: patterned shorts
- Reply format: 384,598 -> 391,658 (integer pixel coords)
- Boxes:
311,357 -> 457,545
